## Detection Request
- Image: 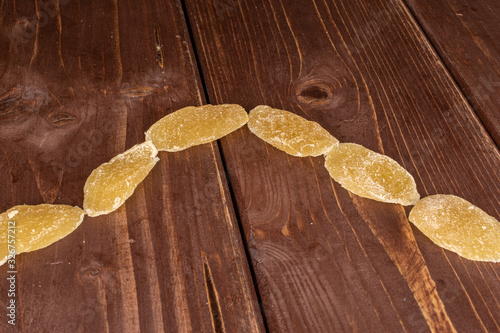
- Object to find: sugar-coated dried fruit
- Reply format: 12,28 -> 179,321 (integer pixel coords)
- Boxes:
324,143 -> 420,205
0,204 -> 84,266
409,194 -> 500,262
145,104 -> 249,151
247,105 -> 338,157
84,141 -> 159,217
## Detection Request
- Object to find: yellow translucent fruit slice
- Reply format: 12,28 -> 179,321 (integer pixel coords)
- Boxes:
247,105 -> 338,157
324,143 -> 420,205
0,204 -> 84,266
409,195 -> 500,262
84,141 -> 159,217
145,104 -> 249,151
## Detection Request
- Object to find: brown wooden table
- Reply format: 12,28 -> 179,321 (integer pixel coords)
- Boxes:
1,0 -> 500,332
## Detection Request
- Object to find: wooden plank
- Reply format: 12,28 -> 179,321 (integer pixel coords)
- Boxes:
404,0 -> 500,146
0,0 -> 264,332
184,0 -> 500,331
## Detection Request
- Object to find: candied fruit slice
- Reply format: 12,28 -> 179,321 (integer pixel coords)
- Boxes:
247,105 -> 338,157
145,104 -> 248,151
409,194 -> 500,262
324,143 -> 419,205
0,204 -> 84,266
84,140 -> 159,217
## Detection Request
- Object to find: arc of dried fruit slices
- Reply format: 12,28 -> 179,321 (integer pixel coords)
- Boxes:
1,104 -> 499,265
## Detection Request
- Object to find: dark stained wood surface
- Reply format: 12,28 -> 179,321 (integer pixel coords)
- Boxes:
0,0 -> 263,332
405,0 -> 500,147
184,0 -> 500,332
1,0 -> 500,332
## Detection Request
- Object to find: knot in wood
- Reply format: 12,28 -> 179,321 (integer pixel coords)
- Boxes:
47,110 -> 77,127
293,74 -> 357,119
120,85 -> 158,99
0,86 -> 51,124
296,82 -> 333,106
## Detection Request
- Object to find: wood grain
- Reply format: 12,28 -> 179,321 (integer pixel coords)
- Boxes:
405,0 -> 500,147
184,0 -> 500,331
0,0 -> 264,332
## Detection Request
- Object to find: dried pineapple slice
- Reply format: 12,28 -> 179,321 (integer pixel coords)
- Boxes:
248,105 -> 338,156
0,204 -> 84,266
145,104 -> 248,151
409,194 -> 500,262
84,141 -> 159,217
324,143 -> 419,205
